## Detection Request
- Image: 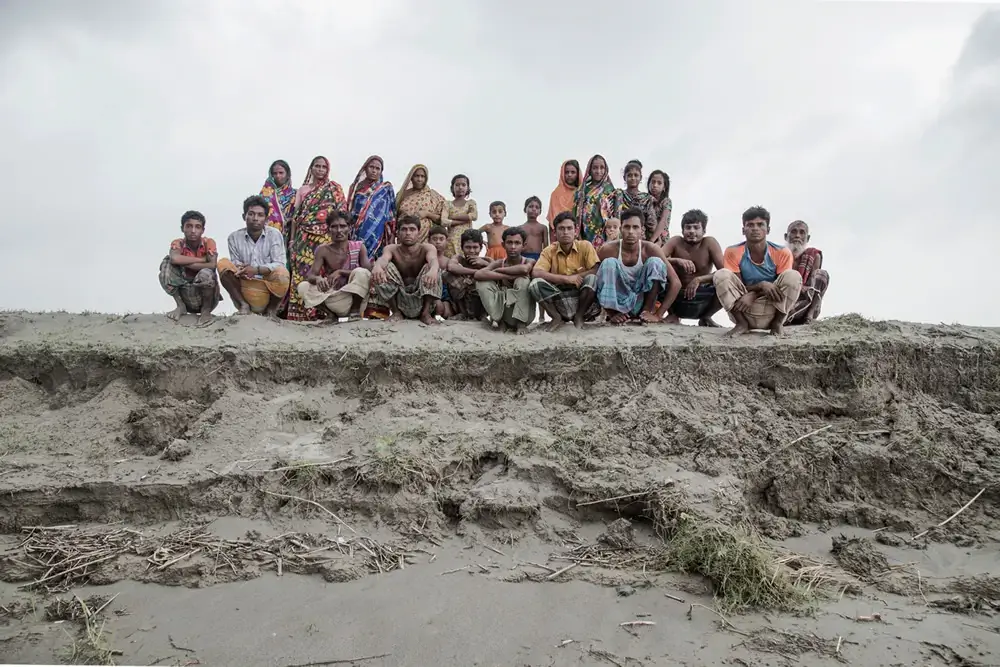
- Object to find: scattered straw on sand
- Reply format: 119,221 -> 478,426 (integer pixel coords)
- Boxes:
4,523 -> 412,592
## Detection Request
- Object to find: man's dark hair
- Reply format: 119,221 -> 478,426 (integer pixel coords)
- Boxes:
552,211 -> 577,229
181,210 -> 206,227
242,195 -> 271,217
458,229 -> 483,250
620,207 -> 645,225
460,229 -> 483,248
428,225 -> 447,239
503,226 -> 527,243
327,209 -> 347,224
742,206 -> 770,224
681,209 -> 709,230
398,214 -> 420,231
523,196 -> 542,212
646,170 -> 670,197
489,200 -> 506,212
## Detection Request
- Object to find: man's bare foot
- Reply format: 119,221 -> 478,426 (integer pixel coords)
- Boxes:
452,313 -> 468,321
419,311 -> 438,325
608,312 -> 630,325
573,312 -> 585,329
166,306 -> 185,322
639,310 -> 660,324
237,303 -> 251,315
499,321 -> 513,333
387,311 -> 404,322
725,322 -> 750,337
348,311 -> 362,322
769,321 -> 786,337
663,313 -> 681,324
197,313 -> 214,327
698,317 -> 720,327
514,323 -> 528,335
544,319 -> 565,333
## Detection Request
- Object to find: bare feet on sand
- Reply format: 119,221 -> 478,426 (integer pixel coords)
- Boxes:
698,317 -> 720,327
387,311 -> 404,323
608,312 -> 630,325
544,319 -> 565,333
769,321 -> 786,337
197,313 -> 214,327
237,304 -> 251,315
348,312 -> 362,322
638,310 -> 660,324
166,306 -> 185,322
573,312 -> 585,329
419,311 -> 438,325
725,322 -> 750,337
663,314 -> 681,324
514,323 -> 528,335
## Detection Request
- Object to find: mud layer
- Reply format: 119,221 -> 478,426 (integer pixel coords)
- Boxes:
1,311 -> 999,666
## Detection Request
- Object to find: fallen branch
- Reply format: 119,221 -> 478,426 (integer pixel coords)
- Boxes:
546,562 -> 578,580
268,457 -> 352,473
619,621 -> 656,627
664,593 -> 686,603
909,488 -> 986,542
282,653 -> 391,667
169,635 -> 197,653
576,489 -> 663,507
687,603 -> 749,636
261,490 -> 356,534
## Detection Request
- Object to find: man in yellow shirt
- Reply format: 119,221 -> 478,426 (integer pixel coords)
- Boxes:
528,211 -> 601,331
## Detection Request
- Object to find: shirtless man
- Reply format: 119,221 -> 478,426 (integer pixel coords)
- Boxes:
662,209 -> 724,326
158,210 -> 219,326
370,215 -> 442,324
297,211 -> 372,321
784,220 -> 829,325
595,209 -> 680,324
714,206 -> 802,336
474,226 -> 536,333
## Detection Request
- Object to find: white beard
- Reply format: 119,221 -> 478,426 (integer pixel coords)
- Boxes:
787,240 -> 807,257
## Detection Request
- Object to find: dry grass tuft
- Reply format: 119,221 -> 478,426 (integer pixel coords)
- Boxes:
666,518 -> 805,613
354,436 -> 438,491
62,596 -> 119,666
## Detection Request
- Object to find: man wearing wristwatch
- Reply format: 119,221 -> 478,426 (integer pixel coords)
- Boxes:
218,195 -> 291,316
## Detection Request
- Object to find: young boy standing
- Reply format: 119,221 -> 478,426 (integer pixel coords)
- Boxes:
445,228 -> 490,319
428,225 -> 453,319
480,201 -> 510,261
520,196 -> 549,262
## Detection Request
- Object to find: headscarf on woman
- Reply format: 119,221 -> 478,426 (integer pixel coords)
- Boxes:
260,159 -> 296,242
547,159 -> 580,228
285,155 -> 346,321
574,154 -> 617,248
347,155 -> 396,259
395,164 -> 445,242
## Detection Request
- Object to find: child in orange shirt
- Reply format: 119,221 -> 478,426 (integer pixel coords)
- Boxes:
480,201 -> 509,260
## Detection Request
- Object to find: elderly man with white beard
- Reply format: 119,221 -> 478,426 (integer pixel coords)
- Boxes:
784,220 -> 830,325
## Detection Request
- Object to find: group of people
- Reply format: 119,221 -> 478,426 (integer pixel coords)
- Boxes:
158,155 -> 830,334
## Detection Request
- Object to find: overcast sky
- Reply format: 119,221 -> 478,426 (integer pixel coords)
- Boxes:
1,1 -> 996,324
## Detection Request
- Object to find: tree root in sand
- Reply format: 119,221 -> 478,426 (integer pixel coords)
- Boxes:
738,628 -> 848,663
3,524 -> 413,591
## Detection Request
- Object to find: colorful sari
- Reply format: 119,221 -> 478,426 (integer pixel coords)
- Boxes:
396,164 -> 445,242
259,159 -> 296,243
347,155 -> 396,260
286,164 -> 347,321
647,195 -> 673,243
574,154 -> 617,249
547,159 -> 580,228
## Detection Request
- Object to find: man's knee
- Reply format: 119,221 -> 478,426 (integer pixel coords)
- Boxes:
581,274 -> 597,292
528,278 -> 549,300
194,268 -> 217,286
713,269 -> 736,287
776,269 -> 802,291
217,258 -> 238,276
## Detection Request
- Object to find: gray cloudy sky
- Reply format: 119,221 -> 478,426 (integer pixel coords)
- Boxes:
2,1 -> 996,324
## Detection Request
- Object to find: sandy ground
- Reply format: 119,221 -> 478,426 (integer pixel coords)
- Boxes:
1,311 -> 999,666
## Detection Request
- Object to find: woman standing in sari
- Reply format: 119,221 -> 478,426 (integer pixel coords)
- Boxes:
286,155 -> 347,321
347,155 -> 396,260
547,159 -> 580,234
260,159 -> 296,243
574,154 -> 617,249
646,169 -> 673,244
395,164 -> 445,242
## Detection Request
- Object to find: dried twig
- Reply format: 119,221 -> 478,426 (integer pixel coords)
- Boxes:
261,490 -> 356,534
664,593 -> 686,603
750,425 -> 832,471
909,488 -> 986,542
576,489 -> 660,507
282,653 -> 391,667
620,621 -> 656,627
267,457 -> 353,473
687,603 -> 749,636
546,562 -> 578,580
